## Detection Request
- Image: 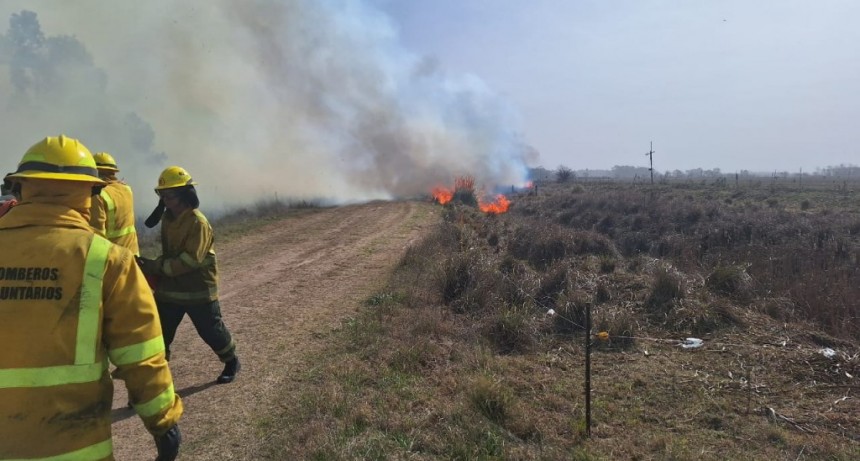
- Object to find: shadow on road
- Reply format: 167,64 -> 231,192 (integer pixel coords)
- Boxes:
111,381 -> 217,423
177,381 -> 217,398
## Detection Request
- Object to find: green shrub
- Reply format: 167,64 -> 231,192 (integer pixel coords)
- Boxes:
469,376 -> 513,425
599,255 -> 617,273
645,267 -> 684,316
453,175 -> 478,207
705,265 -> 752,300
594,307 -> 637,350
453,188 -> 478,207
668,300 -> 742,334
551,294 -> 589,335
535,263 -> 570,309
509,225 -> 570,270
482,308 -> 535,354
594,282 -> 611,304
363,291 -> 404,307
571,231 -> 618,257
399,222 -> 462,269
438,254 -> 474,306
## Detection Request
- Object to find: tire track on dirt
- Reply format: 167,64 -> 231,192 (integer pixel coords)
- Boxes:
110,200 -> 438,460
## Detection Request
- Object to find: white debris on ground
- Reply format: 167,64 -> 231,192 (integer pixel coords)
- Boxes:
819,347 -> 837,358
680,338 -> 704,349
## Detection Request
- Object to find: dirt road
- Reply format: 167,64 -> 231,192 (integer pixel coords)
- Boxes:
110,200 -> 438,460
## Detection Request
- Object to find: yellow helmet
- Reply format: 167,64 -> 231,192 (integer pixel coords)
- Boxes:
93,152 -> 119,172
10,135 -> 104,184
155,166 -> 197,191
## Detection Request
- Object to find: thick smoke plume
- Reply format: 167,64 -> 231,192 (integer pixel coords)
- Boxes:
0,1 -> 533,212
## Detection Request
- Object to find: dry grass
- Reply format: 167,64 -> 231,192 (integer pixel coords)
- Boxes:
258,182 -> 859,460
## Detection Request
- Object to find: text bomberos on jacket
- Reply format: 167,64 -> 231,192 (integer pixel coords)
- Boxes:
0,267 -> 63,300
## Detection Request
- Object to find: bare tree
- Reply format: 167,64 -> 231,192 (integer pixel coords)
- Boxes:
556,165 -> 574,183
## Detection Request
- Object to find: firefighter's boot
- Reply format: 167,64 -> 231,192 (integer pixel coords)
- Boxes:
217,357 -> 240,384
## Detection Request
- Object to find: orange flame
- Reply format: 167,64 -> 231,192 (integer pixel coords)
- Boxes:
432,186 -> 453,205
479,194 -> 511,214
431,175 -> 511,214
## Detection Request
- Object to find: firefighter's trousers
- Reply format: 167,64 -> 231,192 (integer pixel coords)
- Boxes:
156,300 -> 236,362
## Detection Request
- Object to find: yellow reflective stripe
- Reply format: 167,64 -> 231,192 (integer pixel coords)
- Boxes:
100,188 -> 137,239
215,339 -> 236,356
100,187 -> 116,212
161,259 -> 174,277
76,235 -> 110,365
163,253 -> 214,276
193,209 -> 209,224
179,251 -> 207,269
2,437 -> 113,461
134,383 -> 175,417
100,188 -> 117,235
0,360 -> 106,389
106,224 -> 136,239
109,336 -> 165,366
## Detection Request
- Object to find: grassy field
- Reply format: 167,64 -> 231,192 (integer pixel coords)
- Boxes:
251,180 -> 858,460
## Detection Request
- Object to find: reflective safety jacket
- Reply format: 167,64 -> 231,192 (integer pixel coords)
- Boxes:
90,179 -> 139,255
0,198 -> 182,460
150,208 -> 218,304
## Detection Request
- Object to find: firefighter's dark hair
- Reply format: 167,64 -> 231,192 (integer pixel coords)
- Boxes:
2,173 -> 13,195
145,186 -> 199,228
179,185 -> 200,209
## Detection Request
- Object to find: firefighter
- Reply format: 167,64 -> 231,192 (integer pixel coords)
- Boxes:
0,135 -> 183,460
0,173 -> 19,218
90,152 -> 143,409
90,151 -> 140,254
138,166 -> 241,384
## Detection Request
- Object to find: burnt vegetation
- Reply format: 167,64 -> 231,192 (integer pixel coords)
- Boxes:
268,180 -> 860,460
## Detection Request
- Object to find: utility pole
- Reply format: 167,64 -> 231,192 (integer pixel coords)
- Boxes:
645,141 -> 655,185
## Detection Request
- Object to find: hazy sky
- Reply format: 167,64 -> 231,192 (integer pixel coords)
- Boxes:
379,0 -> 860,173
0,1 -> 531,211
1,0 -> 858,213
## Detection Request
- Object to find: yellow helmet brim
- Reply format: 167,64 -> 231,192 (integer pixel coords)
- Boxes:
11,170 -> 105,184
154,180 -> 197,191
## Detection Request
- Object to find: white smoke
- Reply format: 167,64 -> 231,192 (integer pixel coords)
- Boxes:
0,1 -> 533,214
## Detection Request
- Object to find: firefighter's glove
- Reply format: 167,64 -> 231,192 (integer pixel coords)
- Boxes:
136,256 -> 163,276
154,424 -> 181,461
